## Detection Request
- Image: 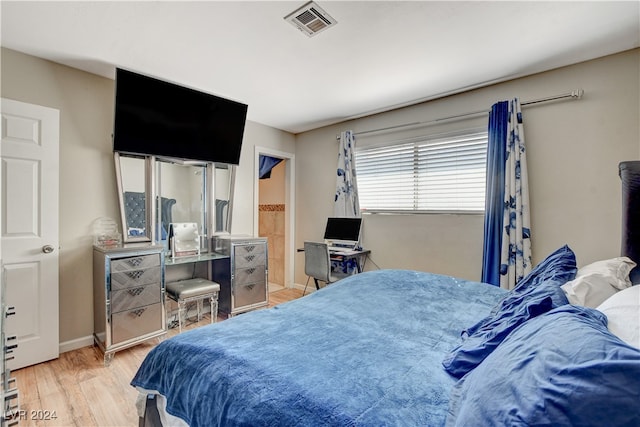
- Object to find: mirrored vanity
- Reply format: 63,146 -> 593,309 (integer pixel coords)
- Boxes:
93,152 -> 267,364
91,68 -> 258,363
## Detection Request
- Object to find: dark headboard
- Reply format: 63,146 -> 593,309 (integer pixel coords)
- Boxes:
124,191 -> 147,230
124,191 -> 176,236
619,161 -> 640,283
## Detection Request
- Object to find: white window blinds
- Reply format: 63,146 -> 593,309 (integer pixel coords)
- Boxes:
355,131 -> 488,213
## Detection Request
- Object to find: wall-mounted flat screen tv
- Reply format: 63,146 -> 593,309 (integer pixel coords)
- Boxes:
113,68 -> 247,165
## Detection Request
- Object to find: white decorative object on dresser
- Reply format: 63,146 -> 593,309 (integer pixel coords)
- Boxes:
93,244 -> 166,366
212,235 -> 269,317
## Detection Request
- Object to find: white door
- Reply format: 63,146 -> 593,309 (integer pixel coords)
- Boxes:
1,98 -> 60,370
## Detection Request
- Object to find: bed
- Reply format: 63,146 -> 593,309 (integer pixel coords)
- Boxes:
132,245 -> 640,426
132,161 -> 640,427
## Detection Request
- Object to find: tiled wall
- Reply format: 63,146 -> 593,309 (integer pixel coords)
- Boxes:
259,204 -> 285,286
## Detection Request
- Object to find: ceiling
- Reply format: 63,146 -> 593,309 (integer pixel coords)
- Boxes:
2,1 -> 639,134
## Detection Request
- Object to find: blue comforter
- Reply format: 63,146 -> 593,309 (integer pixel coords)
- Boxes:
131,269 -> 505,426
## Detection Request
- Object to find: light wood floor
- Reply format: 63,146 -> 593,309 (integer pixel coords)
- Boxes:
13,287 -> 304,427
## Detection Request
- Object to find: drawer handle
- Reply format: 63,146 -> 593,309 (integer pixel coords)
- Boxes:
126,257 -> 144,267
245,255 -> 256,262
246,284 -> 255,291
130,308 -> 146,318
246,267 -> 256,275
3,388 -> 18,402
126,270 -> 144,280
245,245 -> 256,252
128,287 -> 144,297
5,335 -> 18,351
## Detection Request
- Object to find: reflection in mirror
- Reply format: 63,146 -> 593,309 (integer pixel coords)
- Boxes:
214,163 -> 235,233
115,152 -> 152,243
156,160 -> 209,249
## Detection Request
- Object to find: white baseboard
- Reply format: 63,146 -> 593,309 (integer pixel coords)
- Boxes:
59,335 -> 94,354
291,281 -> 316,293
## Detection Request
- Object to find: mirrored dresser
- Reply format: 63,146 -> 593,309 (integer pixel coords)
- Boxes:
212,236 -> 268,317
93,244 -> 166,366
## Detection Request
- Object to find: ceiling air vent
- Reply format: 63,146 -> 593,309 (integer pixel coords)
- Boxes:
284,1 -> 337,37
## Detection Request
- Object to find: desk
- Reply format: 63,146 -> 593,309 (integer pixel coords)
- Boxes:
297,247 -> 371,275
329,248 -> 370,274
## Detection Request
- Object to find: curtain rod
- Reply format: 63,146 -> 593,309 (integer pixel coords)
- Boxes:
337,89 -> 584,140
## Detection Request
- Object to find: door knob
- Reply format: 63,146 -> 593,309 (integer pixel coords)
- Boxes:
42,245 -> 55,254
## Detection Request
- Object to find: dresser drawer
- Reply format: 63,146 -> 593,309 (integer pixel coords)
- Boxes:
233,280 -> 267,309
111,254 -> 161,272
234,252 -> 266,269
234,266 -> 266,285
111,283 -> 161,314
111,266 -> 161,290
111,303 -> 163,345
234,243 -> 265,257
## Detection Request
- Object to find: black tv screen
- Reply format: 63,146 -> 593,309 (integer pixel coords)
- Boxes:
113,68 -> 247,165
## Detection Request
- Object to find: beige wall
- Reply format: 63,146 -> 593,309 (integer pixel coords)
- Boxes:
0,48 -> 295,346
294,49 -> 640,285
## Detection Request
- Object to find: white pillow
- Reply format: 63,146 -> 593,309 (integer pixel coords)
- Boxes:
561,257 -> 636,308
596,285 -> 640,349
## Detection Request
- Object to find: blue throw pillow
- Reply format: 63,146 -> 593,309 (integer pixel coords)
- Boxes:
446,305 -> 640,427
490,244 -> 577,315
442,245 -> 576,378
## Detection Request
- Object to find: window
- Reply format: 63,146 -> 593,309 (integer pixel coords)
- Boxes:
355,130 -> 487,213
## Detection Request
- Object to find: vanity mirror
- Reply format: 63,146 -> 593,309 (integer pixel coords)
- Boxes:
115,152 -> 236,247
155,159 -> 236,250
114,152 -> 152,243
214,163 -> 235,233
156,159 -> 208,246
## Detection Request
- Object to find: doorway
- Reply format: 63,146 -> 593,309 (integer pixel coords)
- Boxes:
254,147 -> 295,291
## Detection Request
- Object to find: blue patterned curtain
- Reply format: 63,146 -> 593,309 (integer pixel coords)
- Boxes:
482,99 -> 532,289
333,130 -> 360,275
481,102 -> 508,286
334,130 -> 360,217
